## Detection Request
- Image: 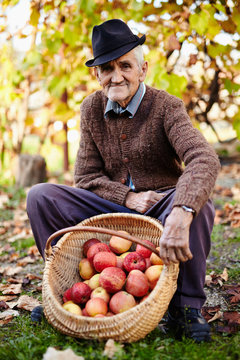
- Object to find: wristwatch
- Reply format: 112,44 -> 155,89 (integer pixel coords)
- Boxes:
181,205 -> 196,215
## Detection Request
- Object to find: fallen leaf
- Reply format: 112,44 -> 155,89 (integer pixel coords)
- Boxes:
25,273 -> 42,280
0,295 -> 17,302
103,339 -> 124,359
16,295 -> 42,311
0,300 -> 9,310
223,311 -> 240,325
42,347 -> 84,360
202,305 -> 221,321
208,311 -> 223,323
220,268 -> 228,282
0,309 -> 19,320
0,317 -> 14,325
3,266 -> 23,277
27,245 -> 40,256
0,283 -> 22,294
17,256 -> 36,266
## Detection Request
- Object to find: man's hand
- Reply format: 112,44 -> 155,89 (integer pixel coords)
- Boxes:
159,207 -> 193,265
125,191 -> 166,213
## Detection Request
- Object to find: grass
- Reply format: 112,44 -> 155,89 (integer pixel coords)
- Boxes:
0,186 -> 240,359
0,314 -> 239,360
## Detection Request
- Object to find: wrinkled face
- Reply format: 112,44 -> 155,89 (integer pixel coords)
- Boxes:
94,49 -> 148,108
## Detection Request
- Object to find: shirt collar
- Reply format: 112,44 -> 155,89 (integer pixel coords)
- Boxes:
104,82 -> 146,119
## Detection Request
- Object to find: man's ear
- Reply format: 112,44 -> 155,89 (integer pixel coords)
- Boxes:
139,61 -> 148,82
94,67 -> 100,82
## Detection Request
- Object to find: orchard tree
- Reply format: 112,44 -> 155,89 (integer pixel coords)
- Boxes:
0,0 -> 239,173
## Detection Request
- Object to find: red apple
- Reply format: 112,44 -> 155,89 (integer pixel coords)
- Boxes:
62,301 -> 82,315
85,297 -> 108,317
123,252 -> 146,272
82,307 -> 89,316
83,238 -> 101,257
150,247 -> 164,265
87,242 -> 111,264
71,282 -> 92,304
109,291 -> 136,314
145,265 -> 163,289
106,311 -> 114,317
93,251 -> 117,272
63,288 -> 72,303
90,286 -> 110,303
88,273 -> 100,290
145,257 -> 151,269
99,266 -> 126,293
136,239 -> 155,258
116,256 -> 124,270
79,258 -> 96,280
125,269 -> 149,297
109,230 -> 132,254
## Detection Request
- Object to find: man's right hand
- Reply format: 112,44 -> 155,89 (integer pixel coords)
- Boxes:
125,191 -> 166,213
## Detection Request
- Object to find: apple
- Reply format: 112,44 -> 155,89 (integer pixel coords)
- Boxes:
99,266 -> 126,293
85,297 -> 108,317
140,294 -> 149,303
119,251 -> 131,259
87,242 -> 111,264
82,307 -> 89,316
62,301 -> 82,315
145,257 -> 151,269
71,282 -> 92,304
94,314 -> 105,318
123,252 -> 146,272
88,273 -> 100,290
79,258 -> 96,280
109,291 -> 136,314
90,286 -> 110,303
125,269 -> 149,297
106,311 -> 114,317
63,288 -> 72,303
145,265 -> 163,289
150,247 -> 164,265
93,251 -> 117,272
109,230 -> 132,254
116,256 -> 124,270
83,238 -> 101,257
136,239 -> 155,258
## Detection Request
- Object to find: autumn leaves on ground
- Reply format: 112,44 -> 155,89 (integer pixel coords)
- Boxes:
0,163 -> 239,358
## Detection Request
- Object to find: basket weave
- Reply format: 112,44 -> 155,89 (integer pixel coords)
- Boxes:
42,213 -> 179,342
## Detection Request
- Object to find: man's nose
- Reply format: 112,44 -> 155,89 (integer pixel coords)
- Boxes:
111,67 -> 124,83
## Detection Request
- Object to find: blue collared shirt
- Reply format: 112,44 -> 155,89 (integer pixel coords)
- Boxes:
104,82 -> 146,118
104,83 -> 146,191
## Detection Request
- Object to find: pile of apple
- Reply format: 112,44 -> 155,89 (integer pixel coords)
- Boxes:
62,231 -> 163,317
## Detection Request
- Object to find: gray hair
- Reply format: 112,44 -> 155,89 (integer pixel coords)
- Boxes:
134,45 -> 144,68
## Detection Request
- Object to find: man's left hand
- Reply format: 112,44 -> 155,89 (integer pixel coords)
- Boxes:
159,207 -> 193,265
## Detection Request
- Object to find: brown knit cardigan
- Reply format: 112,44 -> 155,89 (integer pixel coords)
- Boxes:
74,85 -> 220,215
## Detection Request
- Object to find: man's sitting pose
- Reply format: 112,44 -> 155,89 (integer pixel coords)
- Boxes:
27,19 -> 220,342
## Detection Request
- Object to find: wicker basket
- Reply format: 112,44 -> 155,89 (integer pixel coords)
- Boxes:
42,213 -> 179,343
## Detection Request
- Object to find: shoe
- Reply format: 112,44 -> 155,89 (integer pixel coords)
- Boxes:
164,306 -> 211,343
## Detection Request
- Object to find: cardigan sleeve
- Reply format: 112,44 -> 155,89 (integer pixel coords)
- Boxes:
74,98 -> 131,206
163,95 -> 221,214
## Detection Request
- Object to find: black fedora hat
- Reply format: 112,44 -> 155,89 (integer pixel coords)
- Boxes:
85,19 -> 146,67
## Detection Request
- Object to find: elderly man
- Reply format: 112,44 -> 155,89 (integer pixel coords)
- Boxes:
27,19 -> 220,342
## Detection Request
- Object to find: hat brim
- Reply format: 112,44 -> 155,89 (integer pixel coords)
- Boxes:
85,34 -> 146,67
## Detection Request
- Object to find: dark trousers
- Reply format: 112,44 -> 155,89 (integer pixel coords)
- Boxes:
26,183 -> 215,309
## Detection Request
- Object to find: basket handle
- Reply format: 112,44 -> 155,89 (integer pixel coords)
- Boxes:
45,225 -> 160,258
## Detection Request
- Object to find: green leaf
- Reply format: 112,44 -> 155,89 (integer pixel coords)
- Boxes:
224,79 -> 240,94
63,25 -> 79,47
163,73 -> 188,98
48,75 -> 69,98
207,43 -> 230,58
189,11 -> 209,35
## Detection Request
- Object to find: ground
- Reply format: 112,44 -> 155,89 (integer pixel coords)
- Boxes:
0,163 -> 239,359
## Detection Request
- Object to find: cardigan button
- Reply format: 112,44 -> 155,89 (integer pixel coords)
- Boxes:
120,178 -> 126,184
123,157 -> 129,163
121,133 -> 127,140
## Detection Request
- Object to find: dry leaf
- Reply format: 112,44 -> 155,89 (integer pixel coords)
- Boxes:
17,256 -> 36,266
0,295 -> 17,302
208,311 -> 223,323
3,266 -> 23,277
103,339 -> 124,359
0,300 -> 9,309
205,274 -> 212,286
25,273 -> 42,280
220,268 -> 228,282
16,295 -> 41,311
0,283 -> 22,294
42,347 -> 84,360
223,311 -> 240,325
0,309 -> 19,320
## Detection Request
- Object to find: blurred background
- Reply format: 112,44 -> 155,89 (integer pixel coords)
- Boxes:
0,0 -> 239,187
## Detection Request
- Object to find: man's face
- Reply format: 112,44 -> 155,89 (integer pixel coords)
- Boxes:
94,49 -> 148,108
